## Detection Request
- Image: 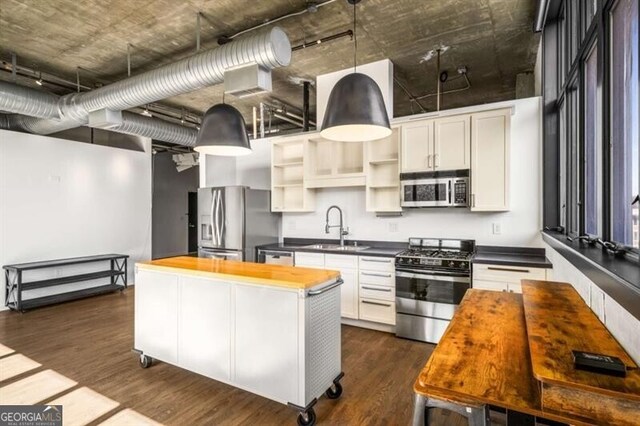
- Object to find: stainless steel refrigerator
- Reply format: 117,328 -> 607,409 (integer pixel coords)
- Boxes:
197,186 -> 280,262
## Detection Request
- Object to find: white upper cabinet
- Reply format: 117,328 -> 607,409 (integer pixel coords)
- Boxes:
401,120 -> 434,173
433,115 -> 471,171
400,115 -> 470,173
470,109 -> 511,211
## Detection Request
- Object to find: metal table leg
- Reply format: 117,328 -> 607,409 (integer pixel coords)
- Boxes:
413,393 -> 491,426
412,394 -> 427,426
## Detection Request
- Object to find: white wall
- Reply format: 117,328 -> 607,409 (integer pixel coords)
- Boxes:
283,97 -> 543,246
545,243 -> 640,364
0,130 -> 152,309
200,138 -> 271,190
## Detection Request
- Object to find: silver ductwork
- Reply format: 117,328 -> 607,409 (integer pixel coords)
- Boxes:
0,112 -> 197,146
0,81 -> 61,119
114,112 -> 197,146
0,26 -> 291,142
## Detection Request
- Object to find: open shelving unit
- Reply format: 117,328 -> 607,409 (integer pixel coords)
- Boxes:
305,136 -> 366,188
271,138 -> 315,212
365,128 -> 402,212
3,254 -> 128,312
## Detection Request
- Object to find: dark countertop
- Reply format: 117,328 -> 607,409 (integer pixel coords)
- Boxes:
256,238 -> 405,258
472,246 -> 552,269
257,240 -> 554,266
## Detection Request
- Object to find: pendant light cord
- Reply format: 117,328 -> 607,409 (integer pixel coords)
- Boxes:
353,0 -> 357,72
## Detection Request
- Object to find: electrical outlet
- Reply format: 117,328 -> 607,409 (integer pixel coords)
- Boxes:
492,223 -> 502,235
286,220 -> 297,231
388,222 -> 399,233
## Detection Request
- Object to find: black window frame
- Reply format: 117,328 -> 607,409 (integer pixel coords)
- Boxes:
542,0 -> 640,268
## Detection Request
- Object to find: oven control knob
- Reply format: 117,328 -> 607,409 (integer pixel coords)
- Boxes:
449,261 -> 455,267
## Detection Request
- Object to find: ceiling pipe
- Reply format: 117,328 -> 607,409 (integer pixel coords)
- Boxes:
0,112 -> 197,146
534,0 -> 550,32
0,27 -> 291,137
219,0 -> 338,44
0,81 -> 61,119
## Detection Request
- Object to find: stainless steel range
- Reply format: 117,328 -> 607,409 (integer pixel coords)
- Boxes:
395,238 -> 475,344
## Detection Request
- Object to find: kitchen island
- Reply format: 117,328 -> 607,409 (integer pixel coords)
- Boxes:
134,256 -> 343,425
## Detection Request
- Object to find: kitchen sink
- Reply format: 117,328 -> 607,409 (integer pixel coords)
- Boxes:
303,243 -> 370,252
331,245 -> 370,251
304,243 -> 341,250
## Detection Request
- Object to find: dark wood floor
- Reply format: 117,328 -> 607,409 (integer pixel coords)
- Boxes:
0,289 -> 466,425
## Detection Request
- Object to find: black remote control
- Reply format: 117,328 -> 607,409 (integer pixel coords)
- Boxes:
572,350 -> 627,377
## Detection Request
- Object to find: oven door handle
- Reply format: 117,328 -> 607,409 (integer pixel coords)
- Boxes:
395,271 -> 470,283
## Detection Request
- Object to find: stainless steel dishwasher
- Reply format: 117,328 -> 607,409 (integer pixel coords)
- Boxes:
257,249 -> 294,266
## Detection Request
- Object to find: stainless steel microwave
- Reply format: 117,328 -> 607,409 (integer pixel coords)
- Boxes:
400,170 -> 469,208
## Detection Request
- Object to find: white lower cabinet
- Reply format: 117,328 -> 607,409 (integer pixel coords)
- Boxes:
134,270 -> 179,364
472,263 -> 548,294
178,276 -> 231,380
336,267 -> 358,319
234,285 -> 299,403
294,252 -> 396,325
325,254 -> 359,319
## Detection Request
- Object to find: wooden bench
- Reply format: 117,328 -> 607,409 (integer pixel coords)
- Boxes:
522,280 -> 640,425
412,283 -> 639,425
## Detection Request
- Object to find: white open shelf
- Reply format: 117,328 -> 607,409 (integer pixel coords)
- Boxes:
271,139 -> 314,212
365,128 -> 401,212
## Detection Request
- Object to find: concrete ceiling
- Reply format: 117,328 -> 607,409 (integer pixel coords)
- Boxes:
0,0 -> 540,131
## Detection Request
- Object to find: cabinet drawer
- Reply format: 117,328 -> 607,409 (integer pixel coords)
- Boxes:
472,279 -> 508,292
294,252 -> 325,268
325,254 -> 358,269
359,283 -> 395,301
359,270 -> 395,287
473,264 -> 546,282
359,298 -> 395,325
358,256 -> 395,272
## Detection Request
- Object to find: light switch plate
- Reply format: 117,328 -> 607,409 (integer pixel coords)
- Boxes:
388,222 -> 399,233
492,223 -> 502,235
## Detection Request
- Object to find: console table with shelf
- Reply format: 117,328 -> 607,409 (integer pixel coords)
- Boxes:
3,254 -> 128,312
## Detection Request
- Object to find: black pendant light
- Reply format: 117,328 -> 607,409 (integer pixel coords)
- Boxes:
194,103 -> 252,156
320,0 -> 391,142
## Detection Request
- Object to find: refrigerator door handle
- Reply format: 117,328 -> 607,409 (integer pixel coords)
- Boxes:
209,189 -> 216,244
213,190 -> 221,246
219,190 -> 225,246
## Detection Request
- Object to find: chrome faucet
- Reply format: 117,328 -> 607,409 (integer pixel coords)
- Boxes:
325,205 -> 349,246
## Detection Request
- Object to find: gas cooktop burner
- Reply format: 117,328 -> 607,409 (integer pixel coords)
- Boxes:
397,248 -> 473,261
395,238 -> 476,271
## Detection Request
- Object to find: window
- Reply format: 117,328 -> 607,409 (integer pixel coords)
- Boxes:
559,99 -> 567,229
584,44 -> 601,236
610,0 -> 639,249
558,5 -> 567,88
567,76 -> 581,236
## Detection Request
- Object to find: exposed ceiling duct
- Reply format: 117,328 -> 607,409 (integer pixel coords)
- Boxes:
0,26 -> 291,145
0,111 -> 198,146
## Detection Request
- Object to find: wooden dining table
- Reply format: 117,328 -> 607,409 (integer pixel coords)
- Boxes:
412,281 -> 640,426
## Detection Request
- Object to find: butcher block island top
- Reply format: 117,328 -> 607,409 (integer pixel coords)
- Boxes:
136,256 -> 340,289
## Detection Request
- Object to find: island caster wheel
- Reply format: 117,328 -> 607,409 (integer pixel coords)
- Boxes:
139,354 -> 153,369
297,408 -> 316,426
325,382 -> 343,399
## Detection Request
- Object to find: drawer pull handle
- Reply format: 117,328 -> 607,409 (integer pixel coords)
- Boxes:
362,300 -> 392,307
361,272 -> 392,278
361,258 -> 391,263
487,266 -> 530,273
362,286 -> 392,292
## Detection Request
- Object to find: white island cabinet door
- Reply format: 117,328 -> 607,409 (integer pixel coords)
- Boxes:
178,276 -> 231,381
135,270 -> 179,364
234,285 -> 299,404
